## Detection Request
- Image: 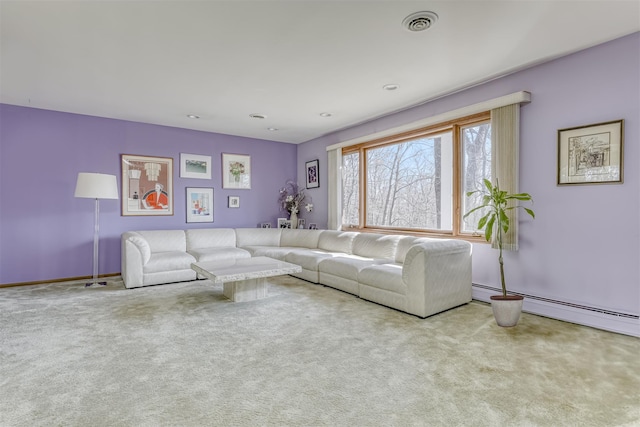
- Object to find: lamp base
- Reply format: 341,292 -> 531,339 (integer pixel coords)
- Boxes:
85,281 -> 108,288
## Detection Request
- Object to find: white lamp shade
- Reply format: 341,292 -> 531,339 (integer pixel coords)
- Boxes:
74,173 -> 119,199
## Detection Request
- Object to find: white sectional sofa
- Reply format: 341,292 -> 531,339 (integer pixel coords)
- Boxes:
121,228 -> 472,318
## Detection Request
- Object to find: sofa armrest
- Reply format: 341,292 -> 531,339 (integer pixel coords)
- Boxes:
121,232 -> 150,288
402,240 -> 472,317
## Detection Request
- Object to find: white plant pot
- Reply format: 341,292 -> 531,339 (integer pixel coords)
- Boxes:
490,295 -> 524,327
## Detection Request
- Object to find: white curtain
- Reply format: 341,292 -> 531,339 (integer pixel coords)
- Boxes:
491,104 -> 520,251
327,147 -> 342,230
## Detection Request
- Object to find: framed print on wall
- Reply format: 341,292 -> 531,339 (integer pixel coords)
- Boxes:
305,159 -> 319,189
222,153 -> 251,189
558,119 -> 624,185
228,196 -> 240,208
180,153 -> 212,179
186,187 -> 214,223
121,154 -> 173,216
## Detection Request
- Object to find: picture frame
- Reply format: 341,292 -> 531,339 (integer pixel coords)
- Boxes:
308,223 -> 318,230
558,119 -> 624,185
121,154 -> 173,216
222,153 -> 251,189
298,219 -> 305,228
180,153 -> 212,179
186,187 -> 214,223
228,196 -> 240,208
305,159 -> 319,189
277,218 -> 291,229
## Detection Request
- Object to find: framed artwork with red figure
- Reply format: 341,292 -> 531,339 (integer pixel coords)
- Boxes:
121,154 -> 174,216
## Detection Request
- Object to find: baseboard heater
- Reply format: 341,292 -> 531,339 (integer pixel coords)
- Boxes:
472,283 -> 639,320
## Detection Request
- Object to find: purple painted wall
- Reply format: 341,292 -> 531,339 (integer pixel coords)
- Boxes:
0,107 -> 297,284
298,33 -> 640,317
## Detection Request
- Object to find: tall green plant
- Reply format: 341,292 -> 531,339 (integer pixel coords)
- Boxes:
464,179 -> 535,297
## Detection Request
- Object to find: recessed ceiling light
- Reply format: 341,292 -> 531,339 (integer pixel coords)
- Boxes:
383,84 -> 399,91
267,127 -> 278,131
249,113 -> 266,119
186,114 -> 200,119
402,11 -> 438,32
319,112 -> 332,117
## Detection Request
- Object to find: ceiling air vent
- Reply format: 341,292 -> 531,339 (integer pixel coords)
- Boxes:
402,11 -> 438,32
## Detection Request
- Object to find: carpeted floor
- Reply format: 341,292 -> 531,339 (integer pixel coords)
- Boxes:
1,276 -> 638,427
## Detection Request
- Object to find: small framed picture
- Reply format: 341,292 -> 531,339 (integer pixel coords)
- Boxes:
180,153 -> 212,179
186,187 -> 213,223
228,196 -> 240,208
261,223 -> 272,228
308,223 -> 318,230
305,159 -> 319,189
222,153 -> 251,189
277,218 -> 291,229
298,219 -> 306,228
557,119 -> 624,185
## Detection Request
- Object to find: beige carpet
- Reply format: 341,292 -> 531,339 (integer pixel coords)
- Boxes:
0,276 -> 638,427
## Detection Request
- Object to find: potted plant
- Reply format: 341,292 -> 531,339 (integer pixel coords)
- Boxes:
464,179 -> 535,327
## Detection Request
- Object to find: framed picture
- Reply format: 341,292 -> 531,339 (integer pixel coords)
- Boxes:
222,153 -> 251,189
306,159 -> 319,189
228,196 -> 240,208
308,223 -> 318,230
180,153 -> 212,179
298,219 -> 305,228
186,187 -> 214,223
277,218 -> 291,229
121,154 -> 173,216
558,120 -> 624,185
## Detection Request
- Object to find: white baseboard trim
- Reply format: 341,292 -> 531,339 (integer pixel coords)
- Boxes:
473,285 -> 640,337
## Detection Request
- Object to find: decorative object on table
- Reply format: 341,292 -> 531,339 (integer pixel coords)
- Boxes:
74,172 -> 119,287
278,180 -> 313,229
308,223 -> 318,230
228,196 -> 240,208
222,153 -> 251,189
121,154 -> 173,216
277,218 -> 291,229
180,153 -> 212,179
186,187 -> 213,223
305,159 -> 320,189
260,223 -> 272,228
557,119 -> 624,185
298,219 -> 306,229
464,179 -> 535,327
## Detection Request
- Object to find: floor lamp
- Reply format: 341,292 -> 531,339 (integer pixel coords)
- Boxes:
74,172 -> 119,287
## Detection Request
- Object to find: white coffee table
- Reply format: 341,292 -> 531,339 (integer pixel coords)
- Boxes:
191,256 -> 302,302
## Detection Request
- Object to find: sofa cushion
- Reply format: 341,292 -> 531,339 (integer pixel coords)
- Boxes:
280,229 -> 322,248
317,230 -> 357,254
143,251 -> 196,274
318,255 -> 386,281
186,228 -> 237,250
188,247 -> 251,263
352,233 -> 400,260
241,246 -> 297,261
236,228 -> 282,247
137,230 -> 187,253
285,249 -> 346,271
359,263 -> 407,294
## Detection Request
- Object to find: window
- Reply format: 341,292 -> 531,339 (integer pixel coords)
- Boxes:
342,112 -> 491,238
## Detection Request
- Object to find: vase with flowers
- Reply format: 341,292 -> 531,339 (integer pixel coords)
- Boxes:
278,180 -> 313,228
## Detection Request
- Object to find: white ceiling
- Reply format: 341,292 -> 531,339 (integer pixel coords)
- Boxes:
1,1 -> 638,144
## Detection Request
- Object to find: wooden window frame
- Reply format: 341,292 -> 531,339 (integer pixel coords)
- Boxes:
342,112 -> 490,241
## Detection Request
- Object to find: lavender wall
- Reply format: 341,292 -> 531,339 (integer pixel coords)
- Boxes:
298,33 -> 639,317
0,107 -> 297,284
